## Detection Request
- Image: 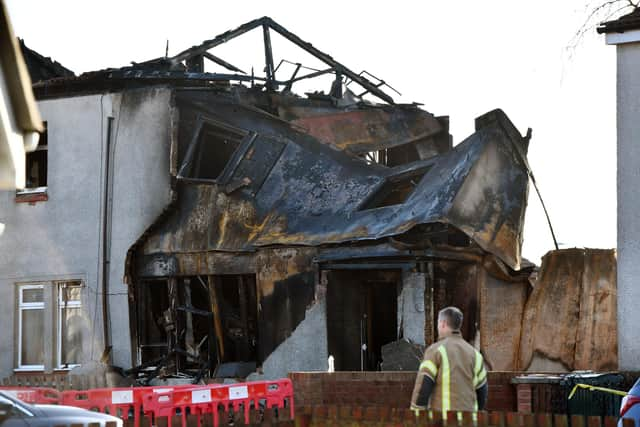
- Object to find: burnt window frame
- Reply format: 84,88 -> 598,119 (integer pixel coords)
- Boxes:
357,165 -> 431,211
177,116 -> 257,185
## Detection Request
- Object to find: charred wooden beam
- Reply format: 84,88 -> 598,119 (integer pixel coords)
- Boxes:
184,280 -> 195,356
207,275 -> 225,361
171,17 -> 265,65
168,278 -> 178,372
262,24 -> 277,90
202,51 -> 246,74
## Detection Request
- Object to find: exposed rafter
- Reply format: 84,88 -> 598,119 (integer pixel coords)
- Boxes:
170,17 -> 395,104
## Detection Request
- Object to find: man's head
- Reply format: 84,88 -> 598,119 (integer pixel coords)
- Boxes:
437,306 -> 463,338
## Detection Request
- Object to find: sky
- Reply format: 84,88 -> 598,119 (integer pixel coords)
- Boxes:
4,0 -> 620,265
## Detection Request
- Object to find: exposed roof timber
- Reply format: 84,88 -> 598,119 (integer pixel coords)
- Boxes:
170,16 -> 395,104
262,24 -> 277,90
202,52 -> 246,74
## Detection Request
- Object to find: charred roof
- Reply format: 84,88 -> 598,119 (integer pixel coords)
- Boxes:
19,39 -> 74,83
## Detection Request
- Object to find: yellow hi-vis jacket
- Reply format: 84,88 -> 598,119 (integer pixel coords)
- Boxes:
410,331 -> 487,412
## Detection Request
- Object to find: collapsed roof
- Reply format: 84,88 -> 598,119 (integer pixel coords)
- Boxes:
23,17 -> 532,273
140,99 -> 530,272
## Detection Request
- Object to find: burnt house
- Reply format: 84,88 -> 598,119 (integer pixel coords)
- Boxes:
1,17 -> 536,380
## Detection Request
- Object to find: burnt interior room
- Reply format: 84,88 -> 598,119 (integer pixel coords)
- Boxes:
134,274 -> 258,379
326,269 -> 400,371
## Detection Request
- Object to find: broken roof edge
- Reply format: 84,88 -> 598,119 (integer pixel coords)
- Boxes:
19,38 -> 75,82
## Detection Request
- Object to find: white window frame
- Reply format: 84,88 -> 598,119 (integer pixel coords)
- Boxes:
56,281 -> 82,370
17,284 -> 45,370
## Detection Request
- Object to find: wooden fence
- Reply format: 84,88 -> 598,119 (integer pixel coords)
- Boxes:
292,407 -> 630,427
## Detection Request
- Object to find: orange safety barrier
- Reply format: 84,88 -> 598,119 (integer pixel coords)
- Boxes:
61,384 -> 197,427
2,379 -> 294,427
142,379 -> 295,427
62,387 -> 140,422
212,379 -> 294,422
0,387 -> 61,404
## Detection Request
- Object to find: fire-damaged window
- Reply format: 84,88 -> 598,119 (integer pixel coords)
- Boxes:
24,121 -> 48,191
359,168 -> 429,210
135,275 -> 258,379
177,118 -> 248,182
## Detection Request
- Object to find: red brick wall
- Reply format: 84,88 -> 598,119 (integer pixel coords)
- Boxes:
487,372 -> 519,412
289,371 -> 518,411
289,372 -> 415,407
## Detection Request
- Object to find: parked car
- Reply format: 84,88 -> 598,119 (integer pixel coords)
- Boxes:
619,378 -> 640,427
0,391 -> 122,427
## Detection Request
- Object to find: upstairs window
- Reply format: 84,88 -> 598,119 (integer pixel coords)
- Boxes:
178,118 -> 247,182
359,170 -> 428,210
194,123 -> 243,180
25,121 -> 47,190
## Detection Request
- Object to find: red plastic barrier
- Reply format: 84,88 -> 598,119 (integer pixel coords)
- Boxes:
3,379 -> 294,427
61,387 -> 140,422
142,384 -> 226,427
0,387 -> 60,404
212,379 -> 294,422
142,379 -> 294,427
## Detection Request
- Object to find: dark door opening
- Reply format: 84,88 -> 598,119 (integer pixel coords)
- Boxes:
326,270 -> 399,371
136,279 -> 170,363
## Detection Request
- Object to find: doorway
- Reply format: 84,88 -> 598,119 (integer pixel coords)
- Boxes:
326,270 -> 400,371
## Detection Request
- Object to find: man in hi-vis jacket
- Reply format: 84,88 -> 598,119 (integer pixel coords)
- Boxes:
410,307 -> 488,414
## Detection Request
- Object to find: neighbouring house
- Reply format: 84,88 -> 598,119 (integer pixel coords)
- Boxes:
598,7 -> 640,371
0,17 -> 617,383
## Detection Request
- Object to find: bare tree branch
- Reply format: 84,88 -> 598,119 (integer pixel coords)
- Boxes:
566,0 -> 637,58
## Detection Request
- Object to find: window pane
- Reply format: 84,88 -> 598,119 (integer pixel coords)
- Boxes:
21,309 -> 44,366
25,149 -> 47,188
60,307 -> 82,366
61,283 -> 81,302
22,288 -> 43,303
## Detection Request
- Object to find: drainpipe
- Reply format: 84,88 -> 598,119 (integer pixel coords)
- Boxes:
102,116 -> 115,359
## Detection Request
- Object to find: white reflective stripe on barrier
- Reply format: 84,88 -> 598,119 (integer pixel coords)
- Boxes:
229,386 -> 248,400
112,390 -> 134,404
191,389 -> 212,403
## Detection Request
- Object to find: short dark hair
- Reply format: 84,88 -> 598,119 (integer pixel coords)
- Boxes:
438,306 -> 463,331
